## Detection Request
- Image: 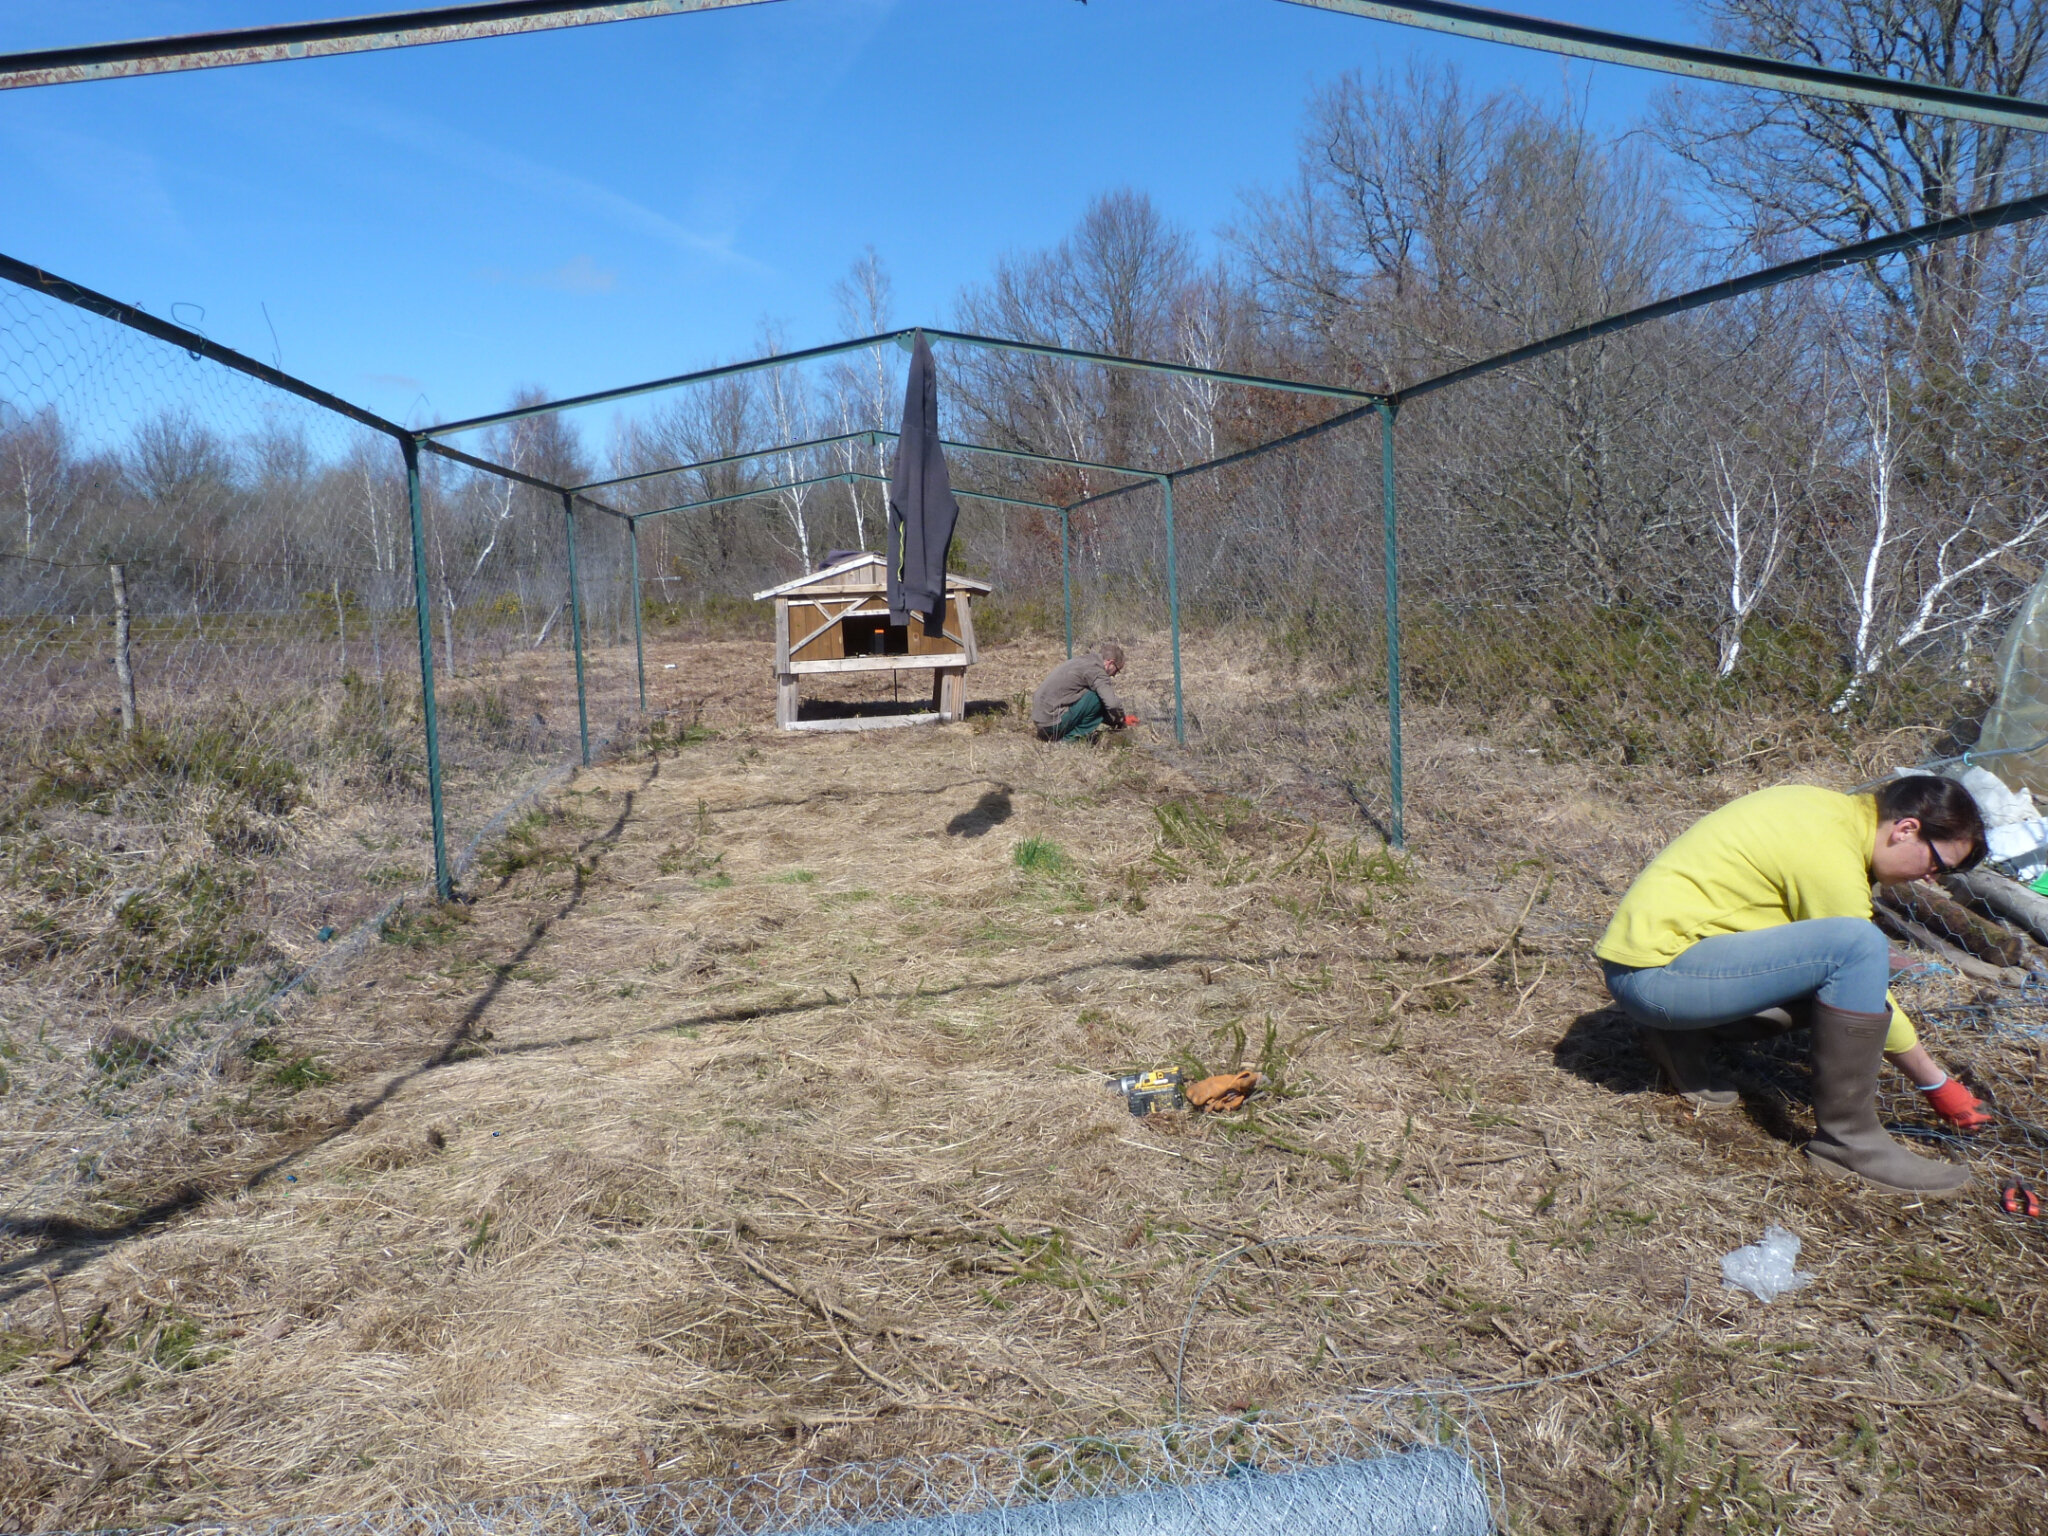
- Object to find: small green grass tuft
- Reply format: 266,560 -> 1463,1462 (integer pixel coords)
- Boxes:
144,1313 -> 226,1373
267,1053 -> 335,1092
1012,837 -> 1070,875
380,902 -> 473,948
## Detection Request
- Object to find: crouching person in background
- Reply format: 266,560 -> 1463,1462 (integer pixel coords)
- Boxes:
1595,775 -> 1986,1197
1032,641 -> 1138,743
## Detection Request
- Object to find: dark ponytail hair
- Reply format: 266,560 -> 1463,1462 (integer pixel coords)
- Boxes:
1874,774 -> 1988,871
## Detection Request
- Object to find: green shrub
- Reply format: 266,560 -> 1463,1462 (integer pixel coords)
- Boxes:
107,861 -> 268,994
19,719 -> 303,822
972,594 -> 1062,648
1392,603 -> 1982,772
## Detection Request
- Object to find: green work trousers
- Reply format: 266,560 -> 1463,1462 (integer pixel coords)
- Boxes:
1049,689 -> 1113,742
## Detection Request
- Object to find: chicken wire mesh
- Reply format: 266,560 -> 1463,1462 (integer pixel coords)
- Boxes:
0,265 -> 642,1224
414,458 -> 644,870
12,224 -> 2048,1525
27,1407 -> 1497,1536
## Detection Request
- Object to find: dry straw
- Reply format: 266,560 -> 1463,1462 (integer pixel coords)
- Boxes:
6,635 -> 2048,1536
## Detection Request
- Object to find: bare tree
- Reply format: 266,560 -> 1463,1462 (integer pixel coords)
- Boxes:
828,248 -> 896,550
1660,0 -> 2048,362
1707,443 -> 1793,676
953,189 -> 1196,469
759,324 -> 818,570
1828,348 -> 2048,709
474,389 -> 591,646
610,370 -> 785,601
1,408 -> 73,559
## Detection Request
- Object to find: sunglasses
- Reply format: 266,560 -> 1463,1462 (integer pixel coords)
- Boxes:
1922,836 -> 1950,877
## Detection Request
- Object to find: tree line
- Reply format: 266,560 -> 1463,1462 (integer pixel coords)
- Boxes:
5,0 -> 2047,719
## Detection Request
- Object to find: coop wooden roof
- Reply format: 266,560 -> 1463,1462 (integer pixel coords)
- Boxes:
752,553 -> 993,602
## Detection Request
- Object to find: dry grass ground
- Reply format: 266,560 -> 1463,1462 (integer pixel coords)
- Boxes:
4,632 -> 2048,1534
0,628 -> 640,1225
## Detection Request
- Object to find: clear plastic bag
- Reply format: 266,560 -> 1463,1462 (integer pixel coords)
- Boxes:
1720,1224 -> 1814,1303
1957,765 -> 2037,827
1977,572 -> 2048,797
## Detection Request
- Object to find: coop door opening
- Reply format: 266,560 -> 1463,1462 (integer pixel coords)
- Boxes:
841,615 -> 910,656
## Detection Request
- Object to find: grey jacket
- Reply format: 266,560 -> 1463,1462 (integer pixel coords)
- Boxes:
1031,655 -> 1125,729
886,331 -> 959,630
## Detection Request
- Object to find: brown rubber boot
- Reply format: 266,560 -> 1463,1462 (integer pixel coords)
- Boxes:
1805,1002 -> 1971,1196
1637,1027 -> 1739,1109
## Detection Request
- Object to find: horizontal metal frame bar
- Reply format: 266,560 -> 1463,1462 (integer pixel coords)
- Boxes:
1064,402 -> 1380,517
616,425 -> 1162,525
633,471 -> 851,519
633,471 -> 1062,523
0,251 -> 404,438
1065,185 -> 2048,516
1395,186 -> 2048,404
0,248 -> 612,509
1285,0 -> 2048,133
918,327 -> 1383,405
0,0 -> 779,91
433,440 -> 611,505
873,428 -> 1162,485
427,328 -> 1382,439
842,471 -> 1062,514
427,332 -> 910,438
13,0 -> 2039,136
577,428 -> 879,493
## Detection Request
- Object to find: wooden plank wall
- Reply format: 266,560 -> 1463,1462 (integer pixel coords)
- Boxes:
785,596 -> 966,664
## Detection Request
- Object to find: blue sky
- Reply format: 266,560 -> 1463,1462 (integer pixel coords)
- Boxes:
2,0 -> 1705,440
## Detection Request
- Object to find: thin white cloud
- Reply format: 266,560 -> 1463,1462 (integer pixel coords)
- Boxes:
543,254 -> 616,292
474,254 -> 619,293
2,123 -> 189,249
270,79 -> 764,272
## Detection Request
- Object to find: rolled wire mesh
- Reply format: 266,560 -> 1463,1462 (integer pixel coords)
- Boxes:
27,1408 -> 1494,1536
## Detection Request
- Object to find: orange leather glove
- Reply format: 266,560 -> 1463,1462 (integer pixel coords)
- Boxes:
1186,1071 -> 1262,1112
1923,1078 -> 1992,1132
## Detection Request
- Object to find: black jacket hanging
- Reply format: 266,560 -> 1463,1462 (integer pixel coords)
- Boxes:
886,331 -> 959,632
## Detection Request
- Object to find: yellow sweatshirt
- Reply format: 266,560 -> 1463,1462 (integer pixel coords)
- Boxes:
1595,785 -> 1915,1051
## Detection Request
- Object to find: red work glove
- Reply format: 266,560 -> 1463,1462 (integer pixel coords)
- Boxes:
1923,1078 -> 1992,1133
1122,712 -> 1140,727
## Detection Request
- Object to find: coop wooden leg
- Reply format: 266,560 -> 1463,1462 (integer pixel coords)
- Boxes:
937,668 -> 964,722
776,674 -> 799,728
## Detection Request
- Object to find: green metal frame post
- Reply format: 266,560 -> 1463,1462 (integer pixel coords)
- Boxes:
629,517 -> 646,712
1060,510 -> 1073,659
1157,475 -> 1185,747
402,437 -> 451,900
562,491 -> 591,767
1377,402 -> 1405,849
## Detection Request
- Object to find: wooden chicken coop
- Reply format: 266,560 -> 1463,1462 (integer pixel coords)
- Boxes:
753,553 -> 990,730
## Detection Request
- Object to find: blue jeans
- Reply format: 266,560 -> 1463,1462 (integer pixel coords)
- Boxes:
1602,917 -> 1889,1031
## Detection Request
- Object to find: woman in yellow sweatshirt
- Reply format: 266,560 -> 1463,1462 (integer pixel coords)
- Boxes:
1597,775 -> 1985,1196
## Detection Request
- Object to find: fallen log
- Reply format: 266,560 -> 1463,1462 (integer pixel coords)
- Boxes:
1871,900 -> 2025,987
1943,867 -> 2048,952
1880,880 -> 2026,968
